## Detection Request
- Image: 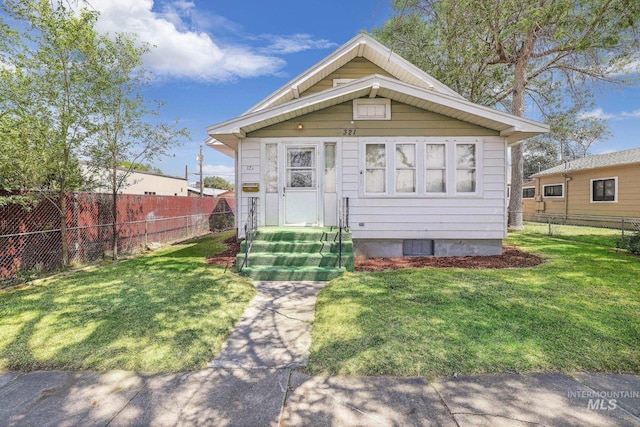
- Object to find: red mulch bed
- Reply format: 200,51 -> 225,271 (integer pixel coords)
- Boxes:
355,246 -> 544,272
206,235 -> 240,268
205,237 -> 544,271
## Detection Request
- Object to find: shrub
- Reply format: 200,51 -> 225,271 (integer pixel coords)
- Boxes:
617,231 -> 640,255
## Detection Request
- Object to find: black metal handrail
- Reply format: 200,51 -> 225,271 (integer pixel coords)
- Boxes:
240,197 -> 258,271
337,197 -> 349,269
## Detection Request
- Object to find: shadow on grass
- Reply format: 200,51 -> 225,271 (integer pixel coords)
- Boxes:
0,232 -> 255,373
307,233 -> 640,378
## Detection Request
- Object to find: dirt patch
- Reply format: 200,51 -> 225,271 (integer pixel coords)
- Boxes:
355,246 -> 543,272
206,235 -> 239,268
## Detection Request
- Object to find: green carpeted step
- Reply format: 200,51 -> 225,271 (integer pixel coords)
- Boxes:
241,240 -> 353,254
237,227 -> 354,279
241,266 -> 347,281
254,227 -> 351,243
237,252 -> 353,269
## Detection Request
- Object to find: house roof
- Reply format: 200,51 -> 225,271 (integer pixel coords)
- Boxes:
187,187 -> 228,197
244,33 -> 465,114
206,74 -> 549,154
532,147 -> 640,177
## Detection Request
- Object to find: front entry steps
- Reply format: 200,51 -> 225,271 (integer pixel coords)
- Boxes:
237,227 -> 354,281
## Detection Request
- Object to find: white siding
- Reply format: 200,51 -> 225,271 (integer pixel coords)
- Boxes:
343,137 -> 507,240
238,139 -> 261,237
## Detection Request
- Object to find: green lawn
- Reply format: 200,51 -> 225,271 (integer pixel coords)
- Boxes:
0,232 -> 254,373
522,221 -> 623,248
307,229 -> 640,378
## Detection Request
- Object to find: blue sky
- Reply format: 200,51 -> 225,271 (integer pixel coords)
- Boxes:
89,0 -> 640,181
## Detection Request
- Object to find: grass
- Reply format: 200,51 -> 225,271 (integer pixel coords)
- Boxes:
0,231 -> 254,373
307,227 -> 640,378
522,221 -> 623,248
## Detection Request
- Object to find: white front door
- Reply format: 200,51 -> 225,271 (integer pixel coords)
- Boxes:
282,144 -> 320,226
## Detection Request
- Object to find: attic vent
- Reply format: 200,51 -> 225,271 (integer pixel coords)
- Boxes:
333,78 -> 355,87
353,98 -> 391,121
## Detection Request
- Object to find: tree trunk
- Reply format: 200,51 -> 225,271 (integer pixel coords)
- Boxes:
508,58 -> 527,230
111,158 -> 118,260
59,189 -> 69,268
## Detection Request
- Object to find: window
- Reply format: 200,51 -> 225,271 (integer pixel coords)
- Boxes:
324,143 -> 336,193
591,177 -> 617,202
353,98 -> 391,120
365,143 -> 386,193
523,187 -> 535,199
286,147 -> 316,188
456,143 -> 476,193
395,144 -> 416,193
543,184 -> 563,198
425,144 -> 446,193
265,143 -> 278,193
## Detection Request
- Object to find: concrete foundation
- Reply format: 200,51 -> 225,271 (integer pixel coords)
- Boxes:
353,239 -> 502,258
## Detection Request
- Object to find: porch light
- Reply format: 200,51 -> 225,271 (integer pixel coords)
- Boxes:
297,123 -> 303,130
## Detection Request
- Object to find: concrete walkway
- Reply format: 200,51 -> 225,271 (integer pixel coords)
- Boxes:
209,281 -> 326,369
1,280 -> 639,426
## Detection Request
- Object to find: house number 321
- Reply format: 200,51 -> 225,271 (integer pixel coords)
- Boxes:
343,129 -> 357,135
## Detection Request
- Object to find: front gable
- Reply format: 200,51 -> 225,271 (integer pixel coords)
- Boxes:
301,57 -> 395,97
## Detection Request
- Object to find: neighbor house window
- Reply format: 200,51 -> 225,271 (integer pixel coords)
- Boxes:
455,143 -> 476,193
523,187 -> 535,199
395,144 -> 416,193
425,143 -> 446,193
353,98 -> 391,120
365,143 -> 386,193
543,184 -> 563,198
591,177 -> 617,202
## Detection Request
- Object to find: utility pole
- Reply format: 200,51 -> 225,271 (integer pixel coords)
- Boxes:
196,145 -> 204,198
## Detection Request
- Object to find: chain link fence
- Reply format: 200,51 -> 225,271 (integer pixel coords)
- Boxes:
1,192 -> 235,285
523,212 -> 640,235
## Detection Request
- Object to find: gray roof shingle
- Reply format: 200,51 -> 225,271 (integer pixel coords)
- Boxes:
532,147 -> 640,177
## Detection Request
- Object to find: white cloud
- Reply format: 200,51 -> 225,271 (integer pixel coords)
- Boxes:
260,34 -> 337,55
621,109 -> 640,118
87,1 -> 336,81
579,108 -> 640,121
578,108 -> 617,120
202,164 -> 234,177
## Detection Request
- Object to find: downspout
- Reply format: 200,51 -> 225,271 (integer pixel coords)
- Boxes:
563,174 -> 571,219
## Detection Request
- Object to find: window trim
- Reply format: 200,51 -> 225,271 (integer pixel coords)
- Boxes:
590,176 -> 618,203
353,98 -> 392,121
522,186 -> 535,199
543,183 -> 564,198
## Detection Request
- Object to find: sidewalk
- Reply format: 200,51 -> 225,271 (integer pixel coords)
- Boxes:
1,281 -> 639,426
1,369 -> 639,426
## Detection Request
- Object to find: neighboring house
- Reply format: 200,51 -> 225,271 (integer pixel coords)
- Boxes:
82,164 -> 188,196
523,147 -> 640,224
206,34 -> 548,257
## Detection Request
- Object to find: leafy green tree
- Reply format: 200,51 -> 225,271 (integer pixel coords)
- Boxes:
375,0 -> 640,228
0,0 -> 106,265
84,33 -> 189,260
203,176 -> 233,190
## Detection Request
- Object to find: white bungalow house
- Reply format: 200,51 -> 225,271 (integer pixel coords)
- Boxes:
206,34 -> 548,258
